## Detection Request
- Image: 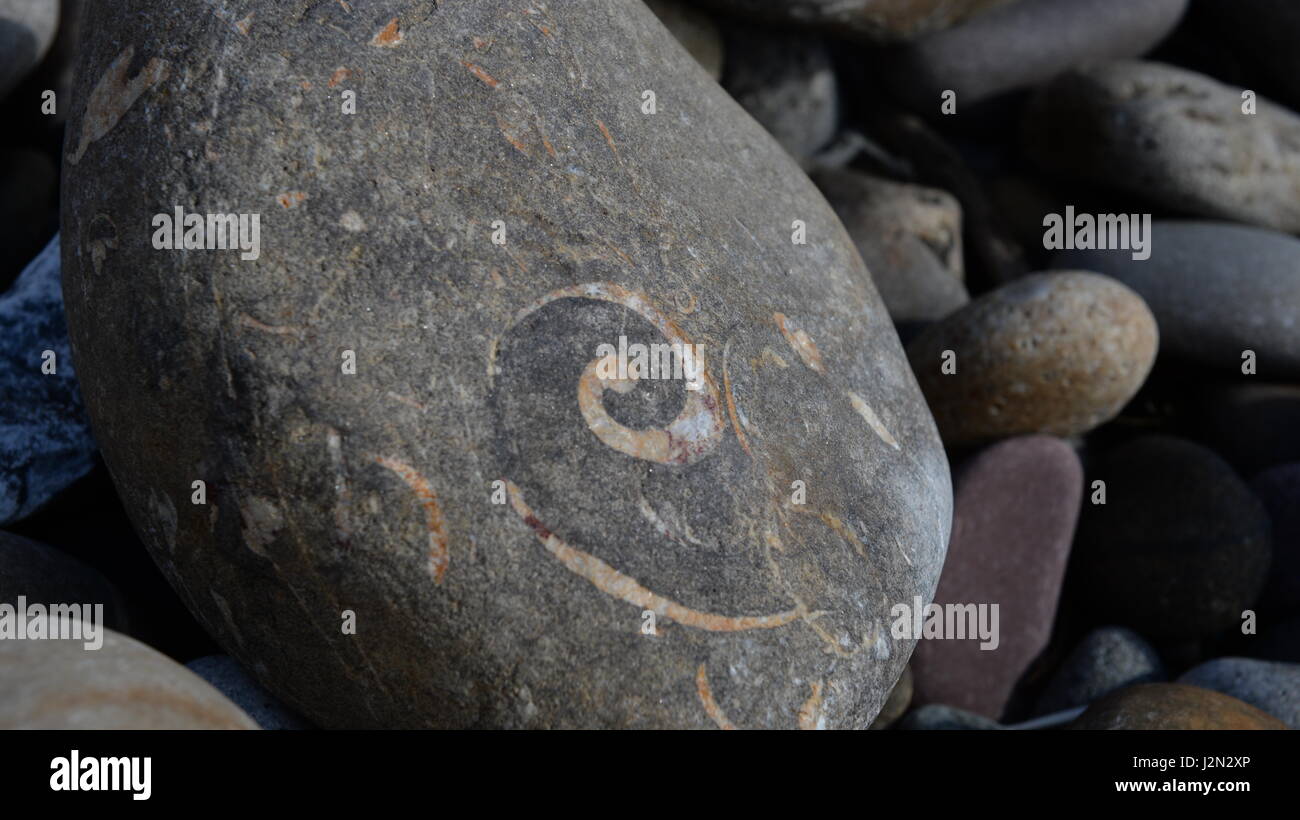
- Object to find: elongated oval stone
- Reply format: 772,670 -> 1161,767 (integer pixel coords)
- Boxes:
61,0 -> 951,728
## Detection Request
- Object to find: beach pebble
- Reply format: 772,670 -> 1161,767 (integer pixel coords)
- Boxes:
186,655 -> 312,730
907,272 -> 1158,446
1071,683 -> 1287,730
1035,626 -> 1165,715
1179,658 -> 1300,728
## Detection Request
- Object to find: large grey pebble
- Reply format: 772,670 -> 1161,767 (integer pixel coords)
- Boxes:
878,0 -> 1187,111
1025,61 -> 1300,234
1053,221 -> 1300,379
0,235 -> 96,526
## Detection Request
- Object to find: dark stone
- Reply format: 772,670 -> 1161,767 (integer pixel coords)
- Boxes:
1251,464 -> 1300,618
61,0 -> 952,728
1197,384 -> 1300,477
1053,221 -> 1300,380
1073,435 -> 1272,641
645,0 -> 723,80
0,236 -> 97,526
869,665 -> 912,729
0,0 -> 58,100
689,0 -> 1015,42
186,655 -> 313,730
1035,626 -> 1164,715
912,435 -> 1082,718
0,529 -> 128,631
877,0 -> 1186,112
898,703 -> 1002,730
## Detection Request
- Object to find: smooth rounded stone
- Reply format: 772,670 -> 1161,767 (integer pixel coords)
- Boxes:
898,703 -> 1002,730
1073,436 -> 1271,642
62,0 -> 952,729
877,0 -> 1187,111
1251,465 -> 1300,617
815,169 -> 968,335
1179,658 -> 1300,728
1198,384 -> 1300,477
0,0 -> 58,100
186,655 -> 312,730
721,28 -> 837,163
0,236 -> 97,526
912,436 -> 1082,719
0,530 -> 127,630
0,626 -> 257,729
869,665 -> 912,729
645,0 -> 723,80
692,0 -> 1015,42
1199,0 -> 1300,107
1071,683 -> 1288,730
0,149 -> 57,289
906,272 -> 1158,446
1035,627 -> 1164,716
1053,222 -> 1300,379
1024,61 -> 1300,234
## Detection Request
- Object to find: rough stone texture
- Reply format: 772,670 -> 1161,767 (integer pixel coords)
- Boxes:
1251,464 -> 1300,618
186,655 -> 313,730
1054,222 -> 1300,380
877,0 -> 1187,111
692,0 -> 1017,42
1071,683 -> 1288,730
721,27 -> 837,164
1073,436 -> 1272,642
815,169 -> 967,335
0,629 -> 258,729
0,235 -> 97,526
1179,658 -> 1300,728
0,0 -> 58,100
912,436 -> 1082,719
0,529 -> 128,631
61,0 -> 952,729
1024,61 -> 1300,234
1199,0 -> 1300,108
869,664 -> 912,729
1198,384 -> 1300,477
1035,626 -> 1164,716
645,0 -> 723,80
906,272 -> 1158,446
898,703 -> 1002,730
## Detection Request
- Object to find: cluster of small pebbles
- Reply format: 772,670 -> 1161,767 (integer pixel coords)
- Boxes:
1,0 -> 1296,729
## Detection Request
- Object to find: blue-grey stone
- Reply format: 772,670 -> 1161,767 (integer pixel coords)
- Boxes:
1178,658 -> 1300,729
0,235 -> 97,525
186,655 -> 312,731
1035,627 -> 1165,715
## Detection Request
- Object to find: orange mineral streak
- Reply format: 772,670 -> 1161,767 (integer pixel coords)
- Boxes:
798,681 -> 826,730
595,119 -> 619,156
462,60 -> 499,88
372,17 -> 403,47
328,67 -> 351,88
504,481 -> 800,632
277,191 -> 308,209
695,665 -> 736,730
721,341 -> 752,458
374,455 -> 450,584
773,312 -> 826,373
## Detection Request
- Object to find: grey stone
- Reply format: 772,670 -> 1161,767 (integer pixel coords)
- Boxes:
879,0 -> 1187,111
692,0 -> 1016,42
1054,221 -> 1300,380
645,0 -> 723,80
869,665 -> 912,729
897,703 -> 1002,730
1035,627 -> 1164,715
722,27 -> 837,163
0,0 -> 58,100
62,0 -> 952,729
1251,464 -> 1300,617
815,169 -> 967,335
0,530 -> 128,631
1025,61 -> 1300,234
0,235 -> 97,526
0,626 -> 258,729
186,655 -> 312,730
1178,658 -> 1300,728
